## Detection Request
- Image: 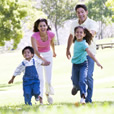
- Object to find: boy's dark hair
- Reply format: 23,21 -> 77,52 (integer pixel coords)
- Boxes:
75,4 -> 87,11
22,46 -> 34,55
33,18 -> 51,32
73,26 -> 93,45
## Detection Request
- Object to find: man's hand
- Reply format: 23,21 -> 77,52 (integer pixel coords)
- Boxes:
66,49 -> 71,59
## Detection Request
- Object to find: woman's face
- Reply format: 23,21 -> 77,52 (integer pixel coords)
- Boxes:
38,21 -> 48,33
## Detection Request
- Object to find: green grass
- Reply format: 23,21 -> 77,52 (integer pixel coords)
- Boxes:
0,38 -> 114,113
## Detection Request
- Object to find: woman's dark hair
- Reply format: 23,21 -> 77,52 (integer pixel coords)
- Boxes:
33,18 -> 51,32
75,4 -> 87,11
22,46 -> 34,55
73,26 -> 93,45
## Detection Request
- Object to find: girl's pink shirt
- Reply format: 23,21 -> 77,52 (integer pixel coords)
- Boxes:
32,31 -> 55,52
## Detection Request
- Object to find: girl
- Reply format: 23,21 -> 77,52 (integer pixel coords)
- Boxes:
71,26 -> 103,104
31,18 -> 56,104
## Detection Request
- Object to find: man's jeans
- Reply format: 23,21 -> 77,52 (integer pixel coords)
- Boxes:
86,55 -> 95,103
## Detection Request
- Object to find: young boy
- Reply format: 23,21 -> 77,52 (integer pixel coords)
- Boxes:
8,46 -> 50,105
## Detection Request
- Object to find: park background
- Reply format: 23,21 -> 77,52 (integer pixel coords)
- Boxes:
0,0 -> 114,113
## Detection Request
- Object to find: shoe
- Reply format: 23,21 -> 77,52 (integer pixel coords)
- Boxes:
80,98 -> 85,104
47,96 -> 53,104
71,87 -> 78,95
35,96 -> 39,101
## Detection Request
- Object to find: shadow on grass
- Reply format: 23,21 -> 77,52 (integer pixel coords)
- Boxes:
0,101 -> 114,114
1,101 -> 114,108
0,81 -> 22,91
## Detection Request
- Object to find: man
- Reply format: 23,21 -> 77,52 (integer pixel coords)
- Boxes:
66,4 -> 98,103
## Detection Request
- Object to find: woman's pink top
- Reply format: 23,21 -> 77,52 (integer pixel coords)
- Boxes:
32,31 -> 55,52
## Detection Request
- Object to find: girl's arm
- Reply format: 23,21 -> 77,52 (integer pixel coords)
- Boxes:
51,37 -> 56,57
31,37 -> 50,64
86,48 -> 103,69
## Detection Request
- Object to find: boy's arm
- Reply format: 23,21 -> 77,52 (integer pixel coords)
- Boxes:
86,48 -> 103,69
8,63 -> 25,84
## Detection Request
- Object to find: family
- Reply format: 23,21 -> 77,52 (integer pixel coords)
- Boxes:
8,4 -> 103,105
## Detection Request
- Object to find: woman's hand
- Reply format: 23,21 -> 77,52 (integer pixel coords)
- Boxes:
53,52 -> 56,57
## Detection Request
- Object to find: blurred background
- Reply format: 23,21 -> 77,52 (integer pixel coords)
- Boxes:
0,0 -> 114,51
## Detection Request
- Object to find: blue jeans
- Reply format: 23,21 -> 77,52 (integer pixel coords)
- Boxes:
71,61 -> 88,97
86,56 -> 95,103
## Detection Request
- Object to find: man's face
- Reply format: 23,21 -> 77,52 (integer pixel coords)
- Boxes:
76,8 -> 88,23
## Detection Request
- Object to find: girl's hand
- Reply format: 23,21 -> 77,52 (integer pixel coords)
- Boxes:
96,62 -> 103,69
53,52 -> 56,57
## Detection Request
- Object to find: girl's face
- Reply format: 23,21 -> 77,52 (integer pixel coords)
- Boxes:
23,49 -> 33,61
75,28 -> 85,41
38,22 -> 48,33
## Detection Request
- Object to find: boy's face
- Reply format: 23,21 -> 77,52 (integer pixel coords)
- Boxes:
76,7 -> 88,23
23,49 -> 33,61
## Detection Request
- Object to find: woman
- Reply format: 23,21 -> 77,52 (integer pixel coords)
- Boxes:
31,18 -> 56,104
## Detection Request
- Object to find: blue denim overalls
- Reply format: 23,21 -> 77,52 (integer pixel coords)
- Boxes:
22,59 -> 40,105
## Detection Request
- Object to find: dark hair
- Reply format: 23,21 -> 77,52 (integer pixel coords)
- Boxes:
22,46 -> 34,55
75,4 -> 87,11
33,18 -> 51,32
73,26 -> 93,45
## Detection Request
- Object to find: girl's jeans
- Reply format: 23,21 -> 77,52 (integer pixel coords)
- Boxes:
86,55 -> 95,103
71,61 -> 88,97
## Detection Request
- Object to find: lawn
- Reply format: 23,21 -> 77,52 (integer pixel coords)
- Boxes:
0,38 -> 114,113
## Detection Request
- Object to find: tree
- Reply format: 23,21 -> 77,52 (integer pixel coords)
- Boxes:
86,0 -> 114,39
105,0 -> 114,21
40,0 -> 78,45
0,0 -> 46,49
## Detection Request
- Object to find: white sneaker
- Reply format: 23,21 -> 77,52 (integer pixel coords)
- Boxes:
47,96 -> 53,104
80,98 -> 85,104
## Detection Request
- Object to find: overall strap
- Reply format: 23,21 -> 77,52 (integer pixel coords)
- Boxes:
33,59 -> 35,65
22,62 -> 25,66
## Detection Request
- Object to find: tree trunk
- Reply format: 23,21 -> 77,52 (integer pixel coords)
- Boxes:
55,21 -> 60,45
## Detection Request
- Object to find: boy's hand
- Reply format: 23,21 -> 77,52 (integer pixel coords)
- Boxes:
8,79 -> 14,84
42,61 -> 50,66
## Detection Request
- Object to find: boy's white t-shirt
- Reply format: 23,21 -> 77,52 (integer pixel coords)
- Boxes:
13,57 -> 42,76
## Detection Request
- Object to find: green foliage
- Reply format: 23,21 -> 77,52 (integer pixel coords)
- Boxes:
40,0 -> 78,44
105,0 -> 114,21
86,0 -> 114,23
0,0 -> 28,48
41,0 -> 78,26
0,0 -> 46,49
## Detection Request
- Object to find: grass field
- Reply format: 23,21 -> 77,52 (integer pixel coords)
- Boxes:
0,38 -> 114,113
